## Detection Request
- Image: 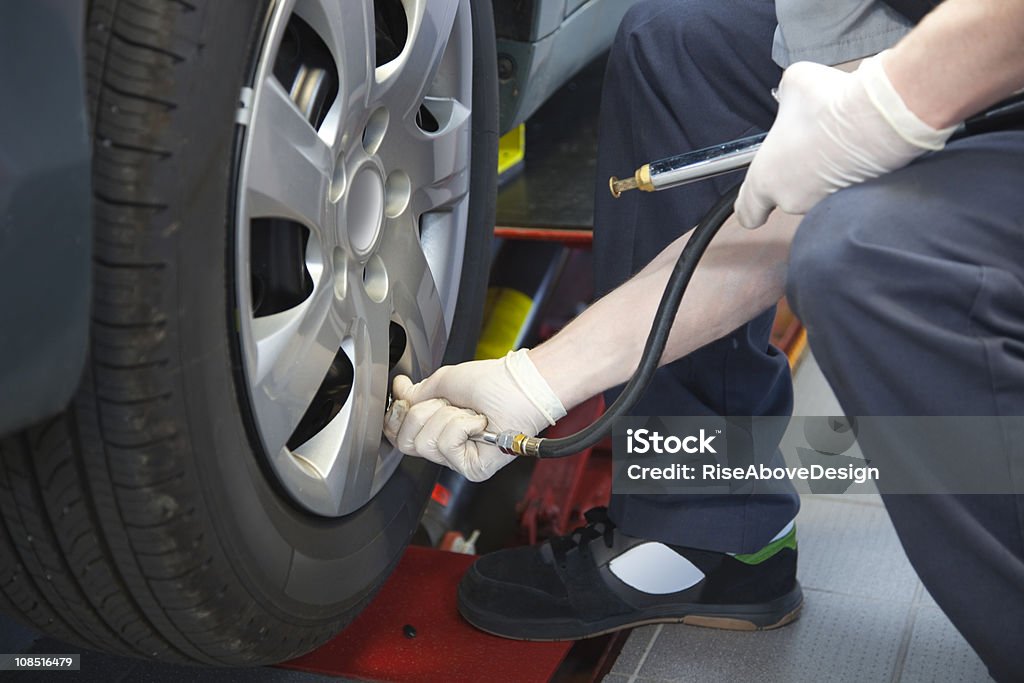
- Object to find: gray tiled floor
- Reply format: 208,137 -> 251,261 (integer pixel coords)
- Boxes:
604,355 -> 992,683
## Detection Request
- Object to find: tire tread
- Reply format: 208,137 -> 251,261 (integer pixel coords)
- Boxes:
0,0 -> 332,665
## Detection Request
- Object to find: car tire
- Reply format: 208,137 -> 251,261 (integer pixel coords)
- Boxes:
0,0 -> 495,666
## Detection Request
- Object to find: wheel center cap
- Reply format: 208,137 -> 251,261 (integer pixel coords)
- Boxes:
344,165 -> 385,256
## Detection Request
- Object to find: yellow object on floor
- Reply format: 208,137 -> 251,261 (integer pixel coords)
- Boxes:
497,124 -> 526,177
475,287 -> 533,360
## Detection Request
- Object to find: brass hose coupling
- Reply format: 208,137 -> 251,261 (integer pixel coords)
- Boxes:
476,430 -> 543,457
609,163 -> 654,198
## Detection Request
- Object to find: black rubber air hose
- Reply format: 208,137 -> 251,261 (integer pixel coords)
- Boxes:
536,183 -> 741,458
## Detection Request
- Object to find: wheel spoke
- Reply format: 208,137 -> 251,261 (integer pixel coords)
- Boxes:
246,77 -> 332,232
378,220 -> 448,372
347,314 -> 392,508
380,98 -> 471,215
313,265 -> 394,509
293,0 -> 374,131
248,282 -> 344,457
375,0 -> 461,115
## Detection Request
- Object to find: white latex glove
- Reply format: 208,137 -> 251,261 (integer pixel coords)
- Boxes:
736,52 -> 956,228
383,349 -> 566,482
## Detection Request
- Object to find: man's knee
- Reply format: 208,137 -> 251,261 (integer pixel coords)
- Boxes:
786,185 -> 905,327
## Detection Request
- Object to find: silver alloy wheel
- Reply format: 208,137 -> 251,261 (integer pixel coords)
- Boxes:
235,0 -> 473,517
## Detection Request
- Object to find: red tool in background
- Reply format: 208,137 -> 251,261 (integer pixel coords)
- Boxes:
517,394 -> 610,545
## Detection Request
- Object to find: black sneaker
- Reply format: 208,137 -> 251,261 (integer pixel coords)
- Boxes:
457,507 -> 802,640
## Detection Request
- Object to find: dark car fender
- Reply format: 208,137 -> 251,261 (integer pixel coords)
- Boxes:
0,0 -> 91,434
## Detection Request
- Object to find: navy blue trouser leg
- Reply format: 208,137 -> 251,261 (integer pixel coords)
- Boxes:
593,0 -> 797,553
787,131 -> 1024,682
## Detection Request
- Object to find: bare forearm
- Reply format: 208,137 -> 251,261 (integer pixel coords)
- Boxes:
530,210 -> 800,410
884,0 -> 1024,129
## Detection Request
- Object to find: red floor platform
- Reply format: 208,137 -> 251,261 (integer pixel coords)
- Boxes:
280,546 -> 573,682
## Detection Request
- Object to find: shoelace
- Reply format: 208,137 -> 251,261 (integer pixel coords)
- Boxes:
550,507 -> 616,562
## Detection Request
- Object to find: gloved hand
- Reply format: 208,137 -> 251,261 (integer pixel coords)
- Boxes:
736,52 -> 956,228
383,349 -> 567,482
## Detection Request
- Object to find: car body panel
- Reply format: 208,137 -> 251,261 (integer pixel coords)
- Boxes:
0,0 -> 91,435
496,0 -> 638,132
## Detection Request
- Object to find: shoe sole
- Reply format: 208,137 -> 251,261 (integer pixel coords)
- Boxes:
459,582 -> 803,641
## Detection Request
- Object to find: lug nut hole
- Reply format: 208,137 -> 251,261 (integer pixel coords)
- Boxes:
362,254 -> 388,303
384,171 -> 411,218
362,107 -> 389,155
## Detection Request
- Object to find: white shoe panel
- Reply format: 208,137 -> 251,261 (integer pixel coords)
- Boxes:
608,542 -> 705,595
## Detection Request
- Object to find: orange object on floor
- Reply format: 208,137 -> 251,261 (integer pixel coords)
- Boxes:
771,297 -> 806,367
280,546 -> 573,682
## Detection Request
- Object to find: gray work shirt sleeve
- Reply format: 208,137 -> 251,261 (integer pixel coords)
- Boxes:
773,1 -> 914,67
